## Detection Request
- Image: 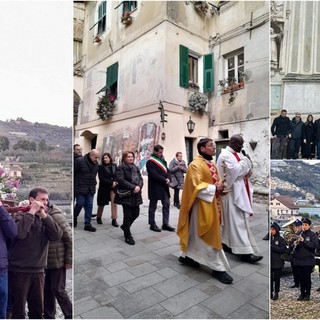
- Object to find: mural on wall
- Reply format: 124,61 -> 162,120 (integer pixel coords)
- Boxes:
108,122 -> 159,175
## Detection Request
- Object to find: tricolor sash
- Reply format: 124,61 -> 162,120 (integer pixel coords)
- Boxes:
148,156 -> 167,173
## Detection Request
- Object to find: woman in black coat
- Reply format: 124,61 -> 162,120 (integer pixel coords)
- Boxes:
271,222 -> 286,300
114,151 -> 143,245
302,114 -> 315,159
290,218 -> 319,301
96,153 -> 118,226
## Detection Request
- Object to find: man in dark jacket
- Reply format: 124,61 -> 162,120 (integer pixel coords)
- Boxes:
314,117 -> 320,159
288,112 -> 304,159
8,187 -> 62,319
271,109 -> 291,159
44,202 -> 73,319
270,222 -> 286,300
0,202 -> 17,319
290,218 -> 319,301
74,149 -> 100,232
146,145 -> 175,232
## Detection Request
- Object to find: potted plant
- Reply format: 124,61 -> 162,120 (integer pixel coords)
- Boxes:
193,1 -> 209,16
0,166 -> 20,204
188,92 -> 208,115
96,94 -> 116,120
121,12 -> 133,26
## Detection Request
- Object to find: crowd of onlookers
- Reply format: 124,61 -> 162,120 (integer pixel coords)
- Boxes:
271,110 -> 320,159
0,188 -> 72,319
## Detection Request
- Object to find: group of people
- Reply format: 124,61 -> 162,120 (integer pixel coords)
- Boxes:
271,218 -> 320,301
74,133 -> 264,286
73,144 -> 178,244
0,187 -> 72,319
271,109 -> 320,159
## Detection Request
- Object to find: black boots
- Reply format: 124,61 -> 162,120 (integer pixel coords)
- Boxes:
112,219 -> 119,227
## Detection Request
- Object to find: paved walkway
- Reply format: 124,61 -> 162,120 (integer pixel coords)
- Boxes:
74,196 -> 269,319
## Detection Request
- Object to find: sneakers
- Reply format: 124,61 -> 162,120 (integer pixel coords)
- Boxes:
84,225 -> 96,232
178,256 -> 200,268
212,270 -> 233,284
162,224 -> 175,232
150,224 -> 161,232
112,219 -> 119,227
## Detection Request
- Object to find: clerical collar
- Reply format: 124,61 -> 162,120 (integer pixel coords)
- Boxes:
226,146 -> 236,153
199,152 -> 213,161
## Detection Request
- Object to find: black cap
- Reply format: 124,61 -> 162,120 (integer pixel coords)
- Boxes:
271,222 -> 281,233
302,218 -> 311,225
293,219 -> 302,226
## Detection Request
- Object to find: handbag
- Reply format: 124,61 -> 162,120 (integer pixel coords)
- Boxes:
116,189 -> 131,198
169,175 -> 178,188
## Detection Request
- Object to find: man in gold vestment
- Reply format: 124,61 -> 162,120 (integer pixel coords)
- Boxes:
177,138 -> 233,284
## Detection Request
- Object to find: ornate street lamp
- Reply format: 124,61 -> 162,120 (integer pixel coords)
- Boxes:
187,116 -> 195,134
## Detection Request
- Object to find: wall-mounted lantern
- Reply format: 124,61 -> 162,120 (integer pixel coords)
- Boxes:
187,116 -> 195,134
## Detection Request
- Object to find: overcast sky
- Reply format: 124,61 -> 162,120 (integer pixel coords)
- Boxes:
0,1 -> 72,127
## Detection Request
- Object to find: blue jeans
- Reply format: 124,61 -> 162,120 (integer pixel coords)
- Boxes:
74,194 -> 94,226
0,272 -> 8,319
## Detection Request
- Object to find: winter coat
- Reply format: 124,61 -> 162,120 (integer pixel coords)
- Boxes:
47,205 -> 72,270
114,163 -> 143,207
271,116 -> 291,137
97,163 -> 117,206
314,118 -> 320,141
289,118 -> 304,139
8,211 -> 62,273
74,153 -> 99,196
0,206 -> 17,275
169,158 -> 187,189
146,155 -> 170,200
291,228 -> 319,267
271,233 -> 286,269
302,121 -> 315,143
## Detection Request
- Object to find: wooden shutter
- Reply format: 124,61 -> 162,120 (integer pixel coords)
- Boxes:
179,45 -> 189,88
203,53 -> 214,92
106,62 -> 119,89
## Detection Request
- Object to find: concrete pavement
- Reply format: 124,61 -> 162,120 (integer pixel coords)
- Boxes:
74,196 -> 269,319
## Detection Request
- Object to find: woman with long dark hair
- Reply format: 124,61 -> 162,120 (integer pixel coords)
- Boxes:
96,152 -> 118,226
114,151 -> 143,245
302,114 -> 315,159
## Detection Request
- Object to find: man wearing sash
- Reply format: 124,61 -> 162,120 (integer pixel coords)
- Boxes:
217,134 -> 263,263
147,145 -> 175,232
177,138 -> 233,284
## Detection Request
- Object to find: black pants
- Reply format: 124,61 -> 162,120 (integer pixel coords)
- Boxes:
288,138 -> 301,159
173,187 -> 180,205
291,262 -> 300,286
44,267 -> 72,319
148,192 -> 170,226
271,268 -> 282,294
295,265 -> 314,297
122,205 -> 140,238
9,271 -> 45,319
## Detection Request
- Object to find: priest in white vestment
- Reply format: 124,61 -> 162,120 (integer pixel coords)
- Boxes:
177,138 -> 233,284
216,134 -> 263,263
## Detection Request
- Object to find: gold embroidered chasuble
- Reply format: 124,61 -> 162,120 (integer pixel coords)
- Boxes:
177,155 -> 223,252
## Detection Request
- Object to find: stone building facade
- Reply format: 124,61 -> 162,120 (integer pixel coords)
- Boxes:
270,1 -> 320,121
74,1 -> 269,196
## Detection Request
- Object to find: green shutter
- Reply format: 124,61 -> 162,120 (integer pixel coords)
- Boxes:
179,45 -> 189,88
203,53 -> 214,92
98,2 -> 106,19
106,62 -> 119,89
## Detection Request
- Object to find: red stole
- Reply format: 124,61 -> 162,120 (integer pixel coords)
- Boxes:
232,153 -> 251,203
206,162 -> 222,223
